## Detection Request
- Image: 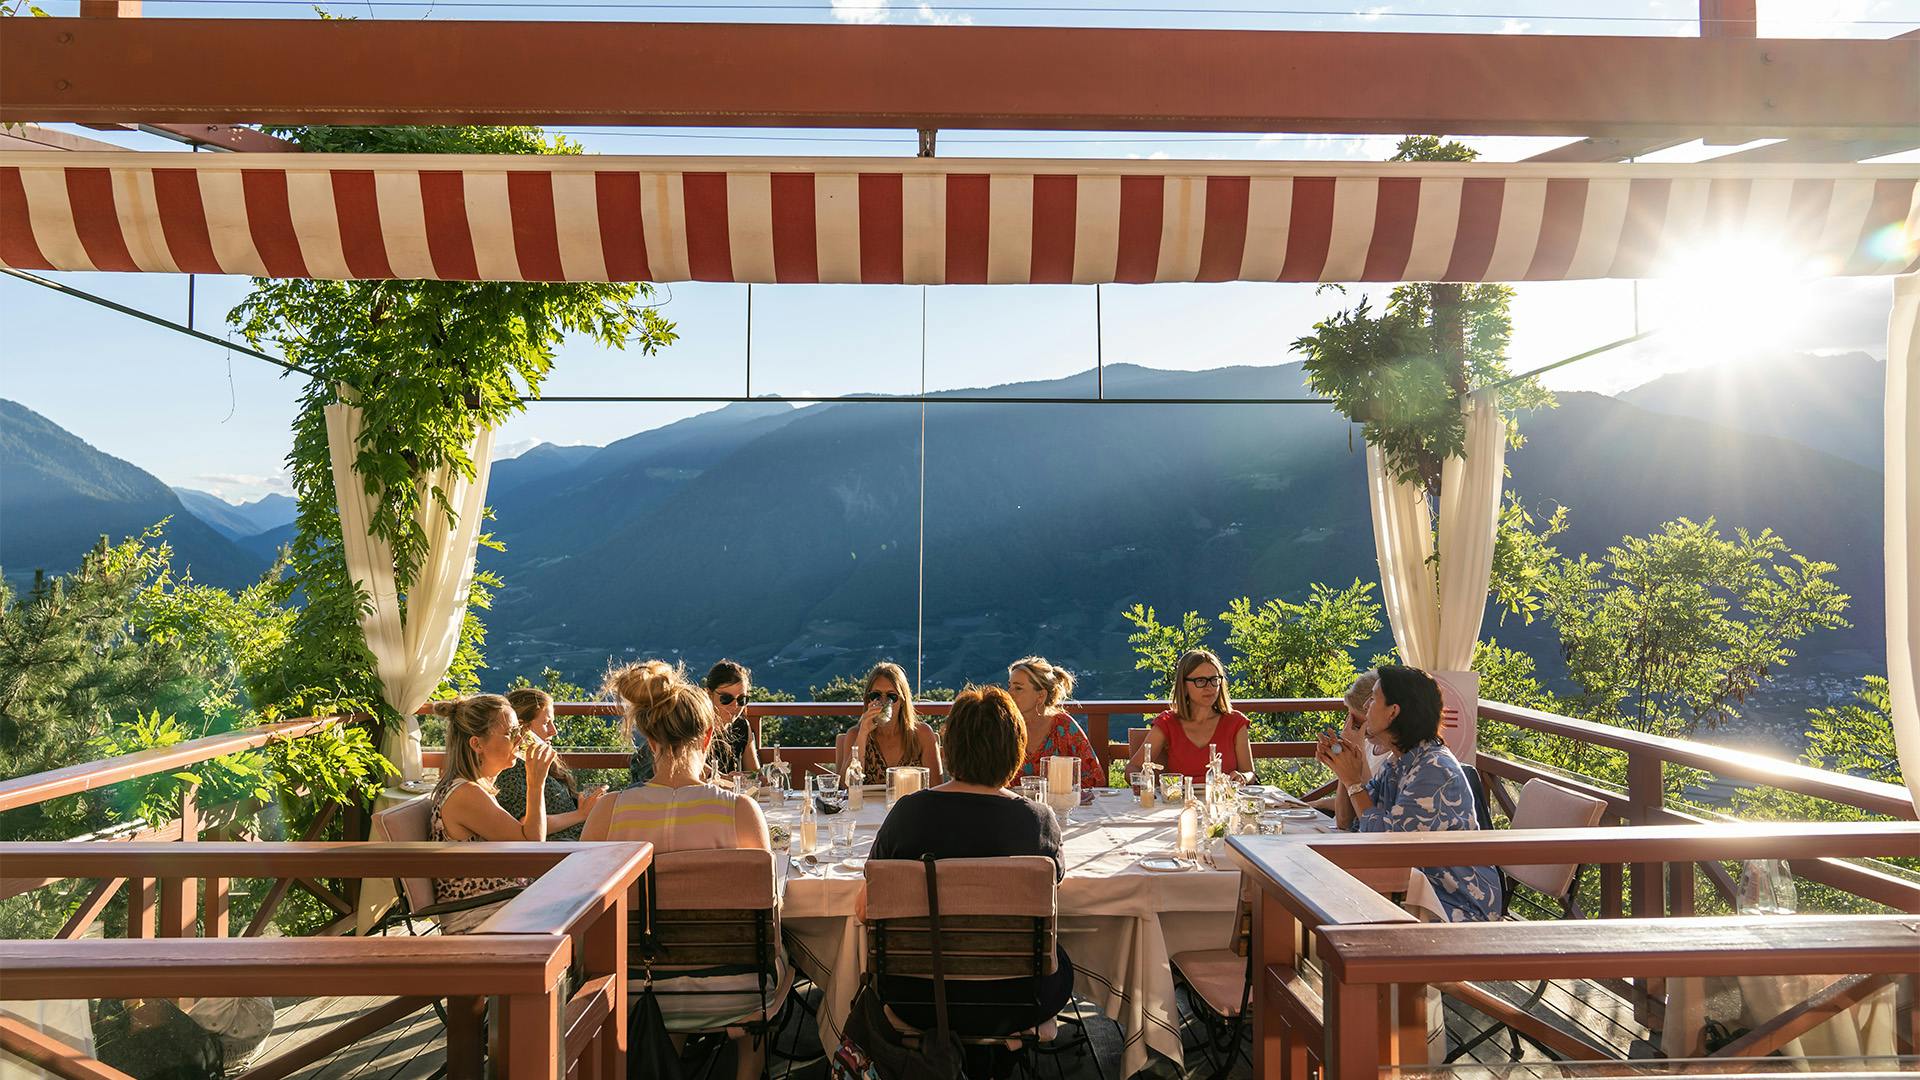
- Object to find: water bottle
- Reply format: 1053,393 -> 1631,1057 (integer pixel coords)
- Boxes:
799,781 -> 818,855
1736,859 -> 1797,916
845,744 -> 865,810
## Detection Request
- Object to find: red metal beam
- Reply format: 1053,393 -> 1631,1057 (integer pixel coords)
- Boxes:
3,19 -> 1916,140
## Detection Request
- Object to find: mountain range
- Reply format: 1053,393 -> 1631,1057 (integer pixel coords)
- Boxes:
170,489 -> 297,543
0,350 -> 1887,711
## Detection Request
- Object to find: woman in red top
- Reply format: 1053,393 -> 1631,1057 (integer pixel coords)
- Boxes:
1127,648 -> 1255,781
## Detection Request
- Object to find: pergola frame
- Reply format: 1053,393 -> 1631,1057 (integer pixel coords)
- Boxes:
3,16 -> 1917,152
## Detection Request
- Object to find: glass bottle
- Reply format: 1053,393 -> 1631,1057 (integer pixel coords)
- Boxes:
845,743 -> 866,810
1177,783 -> 1201,862
799,779 -> 818,855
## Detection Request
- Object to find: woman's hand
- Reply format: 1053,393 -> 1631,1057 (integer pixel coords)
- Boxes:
576,785 -> 607,818
1314,731 -> 1339,769
1325,734 -> 1368,786
523,737 -> 556,781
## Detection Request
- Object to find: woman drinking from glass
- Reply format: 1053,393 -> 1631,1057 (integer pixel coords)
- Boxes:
1317,664 -> 1501,922
1127,648 -> 1254,781
841,661 -> 941,783
495,687 -> 607,841
426,694 -> 558,934
1007,656 -> 1101,782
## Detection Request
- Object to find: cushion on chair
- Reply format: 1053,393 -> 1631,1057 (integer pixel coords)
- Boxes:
369,794 -> 438,915
1501,779 -> 1609,898
1171,948 -> 1249,1018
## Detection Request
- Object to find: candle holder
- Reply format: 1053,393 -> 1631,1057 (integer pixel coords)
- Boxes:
885,766 -> 930,808
1041,755 -> 1081,820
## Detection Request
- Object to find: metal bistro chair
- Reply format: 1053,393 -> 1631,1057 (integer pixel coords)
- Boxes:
862,857 -> 1068,1079
635,847 -> 792,1080
1169,879 -> 1255,1080
1445,776 -> 1612,1065
367,794 -> 526,937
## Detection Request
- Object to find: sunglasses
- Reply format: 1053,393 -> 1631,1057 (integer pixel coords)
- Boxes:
865,691 -> 901,704
716,691 -> 751,706
1183,675 -> 1225,688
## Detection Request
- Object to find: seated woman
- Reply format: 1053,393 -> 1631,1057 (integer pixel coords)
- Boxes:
1006,656 -> 1101,782
1319,664 -> 1502,923
868,686 -> 1075,1042
495,688 -> 605,841
840,661 -> 942,784
582,660 -> 780,1080
427,694 -> 558,934
702,659 -> 761,777
1310,670 -> 1383,812
1126,648 -> 1254,781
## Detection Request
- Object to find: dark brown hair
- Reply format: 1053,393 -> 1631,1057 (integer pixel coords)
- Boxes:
703,659 -> 751,692
940,685 -> 1028,789
506,686 -> 576,795
1373,665 -> 1444,750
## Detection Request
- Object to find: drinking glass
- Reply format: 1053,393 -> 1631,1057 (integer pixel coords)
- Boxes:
1161,773 -> 1189,804
885,766 -> 930,808
829,814 -> 857,855
732,771 -> 760,801
1129,772 -> 1157,807
1039,755 -> 1081,820
1018,776 -> 1047,803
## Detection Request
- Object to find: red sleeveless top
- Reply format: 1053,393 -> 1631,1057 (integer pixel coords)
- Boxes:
1150,709 -> 1249,779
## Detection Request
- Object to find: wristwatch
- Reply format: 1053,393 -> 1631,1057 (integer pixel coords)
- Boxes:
1344,781 -> 1368,798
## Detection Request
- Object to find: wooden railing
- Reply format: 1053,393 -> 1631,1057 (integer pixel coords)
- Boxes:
0,840 -> 652,1080
0,714 -> 373,940
1231,824 -> 1920,1080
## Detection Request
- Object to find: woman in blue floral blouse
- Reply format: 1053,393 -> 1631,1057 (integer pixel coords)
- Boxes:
1006,656 -> 1103,782
1317,665 -> 1501,922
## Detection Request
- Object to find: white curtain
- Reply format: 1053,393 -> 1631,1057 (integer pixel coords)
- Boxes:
1366,390 -> 1507,670
1886,273 -> 1920,813
324,398 -> 496,781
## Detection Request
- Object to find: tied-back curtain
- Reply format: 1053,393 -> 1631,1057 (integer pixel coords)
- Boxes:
1886,273 -> 1920,813
1365,391 -> 1506,760
324,398 -> 496,780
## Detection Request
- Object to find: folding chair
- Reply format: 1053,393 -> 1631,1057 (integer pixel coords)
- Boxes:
1170,882 -> 1254,1080
636,848 -> 791,1080
862,857 -> 1071,1079
367,794 -> 525,937
1446,778 -> 1611,1064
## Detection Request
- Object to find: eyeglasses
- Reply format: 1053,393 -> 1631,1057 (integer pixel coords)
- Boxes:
716,692 -> 751,706
1183,675 -> 1225,688
865,691 -> 901,704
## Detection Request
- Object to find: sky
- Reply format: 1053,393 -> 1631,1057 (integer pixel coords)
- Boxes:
3,0 -> 1916,501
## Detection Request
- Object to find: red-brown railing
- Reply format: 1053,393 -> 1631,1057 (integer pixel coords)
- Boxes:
1231,823 -> 1920,1080
0,840 -> 651,1080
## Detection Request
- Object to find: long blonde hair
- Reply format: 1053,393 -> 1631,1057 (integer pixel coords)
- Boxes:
506,686 -> 576,795
864,661 -> 920,734
1171,648 -> 1232,725
604,660 -> 716,772
430,693 -> 513,799
1009,655 -> 1076,710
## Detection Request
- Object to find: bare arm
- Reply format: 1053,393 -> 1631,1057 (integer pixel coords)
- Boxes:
1233,720 -> 1256,780
734,794 -> 771,851
1127,726 -> 1168,775
442,781 -> 547,843
919,725 -> 943,781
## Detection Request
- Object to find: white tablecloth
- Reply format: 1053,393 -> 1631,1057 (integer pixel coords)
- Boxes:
765,788 -> 1332,1078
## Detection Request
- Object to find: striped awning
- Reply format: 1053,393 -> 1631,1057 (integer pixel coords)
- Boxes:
3,152 -> 1916,284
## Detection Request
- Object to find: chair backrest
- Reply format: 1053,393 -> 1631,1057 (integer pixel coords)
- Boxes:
1501,779 -> 1610,898
863,857 -> 1058,980
370,794 -> 437,914
635,848 -> 781,978
835,729 -> 852,775
1460,763 -> 1498,833
1127,726 -> 1149,765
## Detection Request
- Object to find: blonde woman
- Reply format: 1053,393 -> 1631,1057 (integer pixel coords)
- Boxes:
495,687 -> 606,841
1126,648 -> 1254,781
427,694 -> 558,933
583,660 -> 778,1080
1006,656 -> 1101,781
842,661 -> 941,783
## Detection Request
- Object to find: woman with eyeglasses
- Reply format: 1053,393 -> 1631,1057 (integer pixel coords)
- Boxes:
1126,648 -> 1254,781
840,660 -> 941,784
703,659 -> 760,777
426,694 -> 558,933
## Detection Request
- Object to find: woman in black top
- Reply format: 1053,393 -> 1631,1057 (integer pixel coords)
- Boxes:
702,659 -> 760,777
869,685 -> 1074,1041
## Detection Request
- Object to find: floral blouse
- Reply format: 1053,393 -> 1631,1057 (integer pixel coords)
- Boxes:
494,762 -> 583,842
1351,739 -> 1502,922
1018,712 -> 1103,781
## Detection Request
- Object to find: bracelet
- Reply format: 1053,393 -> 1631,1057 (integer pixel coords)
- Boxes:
1344,781 -> 1368,798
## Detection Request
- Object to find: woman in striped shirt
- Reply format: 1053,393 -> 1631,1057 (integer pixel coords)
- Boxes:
582,659 -> 778,1080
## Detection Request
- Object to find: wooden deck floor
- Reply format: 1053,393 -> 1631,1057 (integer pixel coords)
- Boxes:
252,972 -> 1651,1080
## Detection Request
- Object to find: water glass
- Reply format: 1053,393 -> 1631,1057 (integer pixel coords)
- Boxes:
886,766 -> 930,808
1129,772 -> 1157,807
1018,776 -> 1047,803
829,814 -> 857,855
1161,773 -> 1189,804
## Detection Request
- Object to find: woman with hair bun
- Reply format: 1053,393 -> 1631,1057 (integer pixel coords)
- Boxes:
1006,656 -> 1102,781
582,660 -> 780,1080
427,693 -> 559,933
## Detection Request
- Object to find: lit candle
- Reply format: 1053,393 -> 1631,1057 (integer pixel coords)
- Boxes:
1047,756 -> 1074,795
892,767 -> 922,798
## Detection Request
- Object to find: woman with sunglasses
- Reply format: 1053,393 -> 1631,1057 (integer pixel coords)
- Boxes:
703,659 -> 760,777
1126,648 -> 1254,781
841,660 -> 941,783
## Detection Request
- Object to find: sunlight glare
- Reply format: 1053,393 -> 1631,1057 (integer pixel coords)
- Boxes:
1653,236 -> 1819,360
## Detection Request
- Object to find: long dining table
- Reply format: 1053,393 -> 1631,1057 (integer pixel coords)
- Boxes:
761,785 -> 1336,1078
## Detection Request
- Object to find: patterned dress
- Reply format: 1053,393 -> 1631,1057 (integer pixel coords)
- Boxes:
494,762 -> 584,842
1350,739 -> 1502,922
1018,712 -> 1103,781
428,779 -> 532,933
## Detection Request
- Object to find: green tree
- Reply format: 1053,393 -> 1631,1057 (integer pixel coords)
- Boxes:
231,125 -> 677,735
1291,137 -> 1553,496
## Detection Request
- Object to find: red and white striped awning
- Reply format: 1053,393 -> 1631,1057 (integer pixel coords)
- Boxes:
3,152 -> 1916,284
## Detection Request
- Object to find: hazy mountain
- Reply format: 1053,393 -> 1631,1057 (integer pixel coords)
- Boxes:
1621,351 -> 1882,469
479,360 -> 1885,700
491,443 -> 601,496
172,488 -> 258,540
0,400 -> 266,590
232,493 -> 297,534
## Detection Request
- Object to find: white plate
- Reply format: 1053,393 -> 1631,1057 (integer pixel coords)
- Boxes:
1138,856 -> 1190,873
